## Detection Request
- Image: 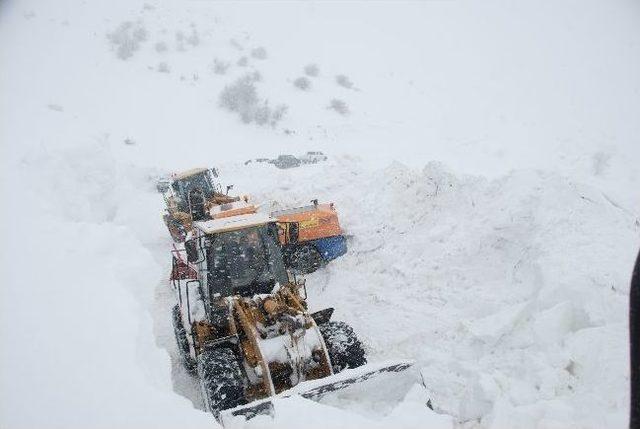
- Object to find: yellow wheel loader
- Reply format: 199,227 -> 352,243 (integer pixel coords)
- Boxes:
157,167 -> 240,242
169,212 -> 412,420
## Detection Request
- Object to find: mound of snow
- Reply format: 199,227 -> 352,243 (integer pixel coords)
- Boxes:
225,158 -> 638,428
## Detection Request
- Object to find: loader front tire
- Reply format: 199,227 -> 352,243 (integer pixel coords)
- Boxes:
172,305 -> 196,374
319,321 -> 367,373
198,347 -> 246,416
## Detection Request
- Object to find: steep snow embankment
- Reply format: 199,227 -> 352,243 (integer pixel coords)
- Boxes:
223,158 -> 639,428
0,143 -> 215,429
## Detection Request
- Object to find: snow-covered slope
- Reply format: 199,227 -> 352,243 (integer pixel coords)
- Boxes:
1,0 -> 639,428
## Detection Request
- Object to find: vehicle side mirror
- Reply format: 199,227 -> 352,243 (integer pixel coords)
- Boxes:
185,240 -> 198,263
189,190 -> 207,221
156,178 -> 170,194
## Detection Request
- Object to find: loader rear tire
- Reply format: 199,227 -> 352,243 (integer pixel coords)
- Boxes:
198,347 -> 246,416
319,321 -> 367,373
172,305 -> 196,374
288,245 -> 324,274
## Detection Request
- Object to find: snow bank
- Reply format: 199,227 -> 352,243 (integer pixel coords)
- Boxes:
0,143 -> 215,429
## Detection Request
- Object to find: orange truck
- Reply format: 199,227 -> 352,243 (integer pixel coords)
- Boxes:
272,200 -> 347,274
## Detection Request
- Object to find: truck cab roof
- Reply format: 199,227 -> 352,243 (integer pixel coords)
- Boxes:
193,212 -> 275,235
173,167 -> 209,180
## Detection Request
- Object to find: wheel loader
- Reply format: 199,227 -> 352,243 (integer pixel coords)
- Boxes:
156,167 -> 240,242
168,211 -> 412,420
158,168 -> 348,274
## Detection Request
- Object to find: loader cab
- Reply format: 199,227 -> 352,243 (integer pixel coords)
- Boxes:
171,168 -> 219,209
189,214 -> 289,301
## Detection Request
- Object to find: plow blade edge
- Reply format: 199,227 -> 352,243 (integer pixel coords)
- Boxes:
220,359 -> 414,424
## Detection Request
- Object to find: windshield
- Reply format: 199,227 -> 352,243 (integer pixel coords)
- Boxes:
206,224 -> 288,297
173,171 -> 215,200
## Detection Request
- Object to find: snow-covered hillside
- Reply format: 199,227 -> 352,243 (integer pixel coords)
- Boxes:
1,1 -> 639,428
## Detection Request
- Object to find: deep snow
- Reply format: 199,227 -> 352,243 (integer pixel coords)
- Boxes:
1,0 -> 639,428
226,158 -> 638,428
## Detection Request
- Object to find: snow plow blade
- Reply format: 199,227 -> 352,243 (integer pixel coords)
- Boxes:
219,360 -> 414,423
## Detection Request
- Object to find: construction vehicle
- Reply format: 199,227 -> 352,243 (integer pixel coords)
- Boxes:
158,168 -> 347,273
156,167 -> 240,243
208,199 -> 348,274
168,212 -> 412,420
274,200 -> 347,274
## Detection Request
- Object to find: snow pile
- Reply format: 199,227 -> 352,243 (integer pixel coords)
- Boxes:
225,158 -> 638,428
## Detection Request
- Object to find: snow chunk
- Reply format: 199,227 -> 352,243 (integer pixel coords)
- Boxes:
465,302 -> 531,346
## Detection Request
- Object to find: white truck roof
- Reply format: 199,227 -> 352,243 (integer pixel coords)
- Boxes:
173,167 -> 208,180
193,212 -> 275,235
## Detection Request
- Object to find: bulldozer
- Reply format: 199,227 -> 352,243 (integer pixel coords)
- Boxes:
169,211 -> 412,420
158,168 -> 348,274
